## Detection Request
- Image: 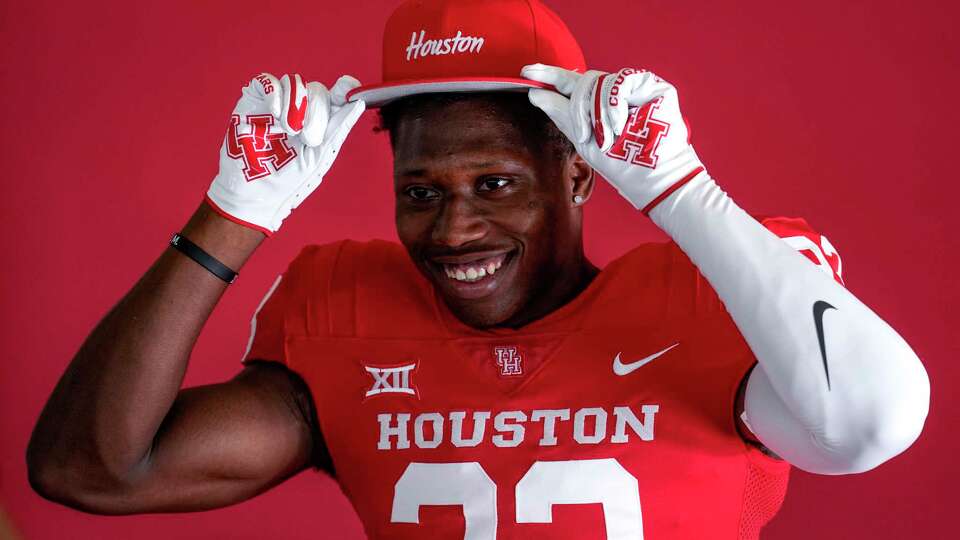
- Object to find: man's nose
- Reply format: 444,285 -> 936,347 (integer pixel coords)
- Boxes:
432,196 -> 488,248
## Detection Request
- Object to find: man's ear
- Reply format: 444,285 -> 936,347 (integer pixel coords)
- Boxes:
568,152 -> 595,207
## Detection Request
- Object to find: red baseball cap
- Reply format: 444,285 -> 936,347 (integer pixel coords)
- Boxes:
346,0 -> 586,108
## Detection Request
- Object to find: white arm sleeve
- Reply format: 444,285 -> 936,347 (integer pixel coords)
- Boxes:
650,172 -> 930,474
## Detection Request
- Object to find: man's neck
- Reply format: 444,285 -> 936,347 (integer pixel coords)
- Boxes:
499,255 -> 600,329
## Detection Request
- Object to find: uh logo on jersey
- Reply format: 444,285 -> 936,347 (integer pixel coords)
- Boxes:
493,346 -> 523,377
225,113 -> 297,181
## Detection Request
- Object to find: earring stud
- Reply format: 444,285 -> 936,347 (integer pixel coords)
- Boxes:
573,195 -> 584,204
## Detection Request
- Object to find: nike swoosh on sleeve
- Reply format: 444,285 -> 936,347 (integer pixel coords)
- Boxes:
813,300 -> 837,390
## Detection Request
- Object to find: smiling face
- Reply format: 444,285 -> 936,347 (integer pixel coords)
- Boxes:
386,93 -> 596,328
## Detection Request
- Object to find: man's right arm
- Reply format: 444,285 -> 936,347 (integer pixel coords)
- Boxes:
27,71 -> 365,514
26,203 -> 322,514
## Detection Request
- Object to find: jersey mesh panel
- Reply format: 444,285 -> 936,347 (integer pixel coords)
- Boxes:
738,452 -> 790,539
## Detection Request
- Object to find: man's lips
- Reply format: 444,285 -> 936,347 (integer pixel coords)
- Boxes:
425,249 -> 516,298
440,252 -> 507,282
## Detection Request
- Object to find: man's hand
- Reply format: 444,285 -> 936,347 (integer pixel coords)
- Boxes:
522,64 -> 705,215
206,72 -> 366,235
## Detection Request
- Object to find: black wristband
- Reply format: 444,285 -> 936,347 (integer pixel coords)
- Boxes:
170,233 -> 238,284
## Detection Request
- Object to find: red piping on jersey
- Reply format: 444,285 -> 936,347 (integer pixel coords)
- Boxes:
641,166 -> 705,216
203,195 -> 274,237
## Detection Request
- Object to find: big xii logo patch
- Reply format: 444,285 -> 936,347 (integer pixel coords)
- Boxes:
364,363 -> 418,398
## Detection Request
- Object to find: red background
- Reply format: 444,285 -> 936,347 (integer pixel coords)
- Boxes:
1,0 -> 956,538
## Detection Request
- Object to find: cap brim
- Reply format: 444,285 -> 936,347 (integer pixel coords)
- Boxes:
346,77 -> 554,108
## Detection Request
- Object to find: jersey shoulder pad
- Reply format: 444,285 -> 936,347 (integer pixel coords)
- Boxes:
242,240 -> 346,365
757,215 -> 844,286
641,215 -> 845,320
245,239 -> 439,364
582,241 -> 706,326
324,239 -> 438,338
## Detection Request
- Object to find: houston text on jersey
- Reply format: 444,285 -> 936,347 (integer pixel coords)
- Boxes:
376,404 -> 660,450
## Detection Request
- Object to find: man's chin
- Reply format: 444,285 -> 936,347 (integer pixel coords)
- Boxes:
441,295 -> 520,329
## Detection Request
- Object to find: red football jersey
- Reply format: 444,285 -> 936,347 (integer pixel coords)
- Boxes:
243,217 -> 842,539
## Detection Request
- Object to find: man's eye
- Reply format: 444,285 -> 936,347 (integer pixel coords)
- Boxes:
404,186 -> 440,201
478,177 -> 512,192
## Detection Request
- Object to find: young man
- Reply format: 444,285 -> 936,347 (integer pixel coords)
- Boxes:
27,0 -> 929,538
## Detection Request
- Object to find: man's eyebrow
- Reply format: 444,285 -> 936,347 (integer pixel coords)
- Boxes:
396,167 -> 426,178
396,160 -> 516,178
462,160 -> 501,169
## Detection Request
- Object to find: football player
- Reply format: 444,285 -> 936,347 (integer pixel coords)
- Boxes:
27,0 -> 929,538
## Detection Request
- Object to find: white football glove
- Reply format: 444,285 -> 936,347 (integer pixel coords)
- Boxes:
206,72 -> 365,234
522,64 -> 705,215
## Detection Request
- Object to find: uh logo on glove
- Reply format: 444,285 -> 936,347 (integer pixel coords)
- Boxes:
206,72 -> 366,235
522,64 -> 706,216
601,69 -> 670,169
224,74 -> 297,182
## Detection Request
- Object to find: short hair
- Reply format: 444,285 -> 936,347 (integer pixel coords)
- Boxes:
376,92 -> 575,162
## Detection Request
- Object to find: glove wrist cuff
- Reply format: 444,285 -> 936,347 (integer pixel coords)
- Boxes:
640,166 -> 705,216
203,194 -> 276,236
647,170 -> 718,234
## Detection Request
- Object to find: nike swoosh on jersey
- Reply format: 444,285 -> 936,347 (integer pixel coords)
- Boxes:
813,300 -> 836,390
613,343 -> 680,376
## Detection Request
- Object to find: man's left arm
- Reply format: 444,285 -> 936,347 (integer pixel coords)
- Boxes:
523,64 -> 930,475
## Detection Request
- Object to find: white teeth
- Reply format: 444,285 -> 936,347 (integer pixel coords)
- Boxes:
442,256 -> 508,282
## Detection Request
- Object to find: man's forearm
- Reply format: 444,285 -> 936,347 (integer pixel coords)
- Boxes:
28,202 -> 264,490
650,173 -> 930,474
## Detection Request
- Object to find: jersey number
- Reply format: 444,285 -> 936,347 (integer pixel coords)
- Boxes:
391,459 -> 643,539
